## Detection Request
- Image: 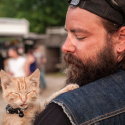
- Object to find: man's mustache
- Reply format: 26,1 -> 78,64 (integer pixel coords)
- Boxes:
63,53 -> 84,68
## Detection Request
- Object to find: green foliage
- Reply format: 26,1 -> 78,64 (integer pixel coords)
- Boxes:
0,0 -> 68,33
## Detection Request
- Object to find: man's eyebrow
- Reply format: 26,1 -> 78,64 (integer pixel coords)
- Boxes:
64,27 -> 89,34
70,28 -> 89,33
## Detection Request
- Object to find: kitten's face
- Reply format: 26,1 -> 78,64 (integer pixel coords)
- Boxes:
0,69 -> 40,109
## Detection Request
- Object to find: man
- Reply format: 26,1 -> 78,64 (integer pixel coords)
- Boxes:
33,46 -> 47,89
24,49 -> 37,76
8,46 -> 26,77
35,0 -> 125,124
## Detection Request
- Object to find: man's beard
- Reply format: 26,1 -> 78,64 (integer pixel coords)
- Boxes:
63,37 -> 119,87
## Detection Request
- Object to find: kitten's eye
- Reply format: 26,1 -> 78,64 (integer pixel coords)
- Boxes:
27,91 -> 31,95
12,92 -> 20,96
8,92 -> 20,102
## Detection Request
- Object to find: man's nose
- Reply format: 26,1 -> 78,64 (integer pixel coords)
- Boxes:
62,37 -> 75,53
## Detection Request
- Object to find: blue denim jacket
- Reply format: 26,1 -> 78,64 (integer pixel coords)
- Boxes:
52,68 -> 125,125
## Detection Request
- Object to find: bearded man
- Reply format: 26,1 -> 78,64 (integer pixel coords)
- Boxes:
35,0 -> 125,125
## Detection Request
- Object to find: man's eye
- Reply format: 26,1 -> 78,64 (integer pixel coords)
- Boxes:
76,37 -> 86,40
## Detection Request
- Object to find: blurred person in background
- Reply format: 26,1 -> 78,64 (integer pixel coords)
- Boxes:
8,46 -> 26,77
24,49 -> 37,76
0,52 -> 5,70
33,46 -> 47,89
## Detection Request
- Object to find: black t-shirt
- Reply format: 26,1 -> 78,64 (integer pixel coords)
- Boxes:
0,54 -> 4,70
34,103 -> 72,125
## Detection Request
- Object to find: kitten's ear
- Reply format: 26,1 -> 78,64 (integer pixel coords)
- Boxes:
0,70 -> 12,89
29,69 -> 40,87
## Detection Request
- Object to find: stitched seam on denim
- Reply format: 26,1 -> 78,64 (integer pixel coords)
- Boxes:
81,107 -> 125,125
52,99 -> 78,125
81,110 -> 125,125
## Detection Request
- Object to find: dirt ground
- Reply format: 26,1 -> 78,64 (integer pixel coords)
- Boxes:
0,74 -> 66,125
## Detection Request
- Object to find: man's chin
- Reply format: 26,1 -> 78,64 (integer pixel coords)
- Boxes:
65,63 -> 118,87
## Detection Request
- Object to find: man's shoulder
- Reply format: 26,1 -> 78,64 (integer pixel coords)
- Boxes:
52,69 -> 125,125
52,68 -> 125,112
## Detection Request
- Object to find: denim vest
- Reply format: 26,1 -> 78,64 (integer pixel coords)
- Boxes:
52,68 -> 125,125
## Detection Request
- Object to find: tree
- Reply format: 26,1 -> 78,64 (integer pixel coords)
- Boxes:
0,0 -> 68,33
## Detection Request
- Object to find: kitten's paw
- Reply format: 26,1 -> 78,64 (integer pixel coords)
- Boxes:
66,84 -> 79,91
44,84 -> 79,107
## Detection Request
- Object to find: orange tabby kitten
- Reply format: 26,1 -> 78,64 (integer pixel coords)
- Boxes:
0,69 -> 79,125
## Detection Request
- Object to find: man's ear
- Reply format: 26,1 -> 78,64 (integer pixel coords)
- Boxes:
117,26 -> 125,53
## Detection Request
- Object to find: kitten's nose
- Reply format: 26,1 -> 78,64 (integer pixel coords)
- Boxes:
21,97 -> 26,104
22,100 -> 26,104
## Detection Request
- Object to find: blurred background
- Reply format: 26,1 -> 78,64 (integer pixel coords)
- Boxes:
0,0 -> 69,123
0,0 -> 68,73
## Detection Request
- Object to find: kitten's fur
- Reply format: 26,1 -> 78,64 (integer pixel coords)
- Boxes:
0,69 -> 79,125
